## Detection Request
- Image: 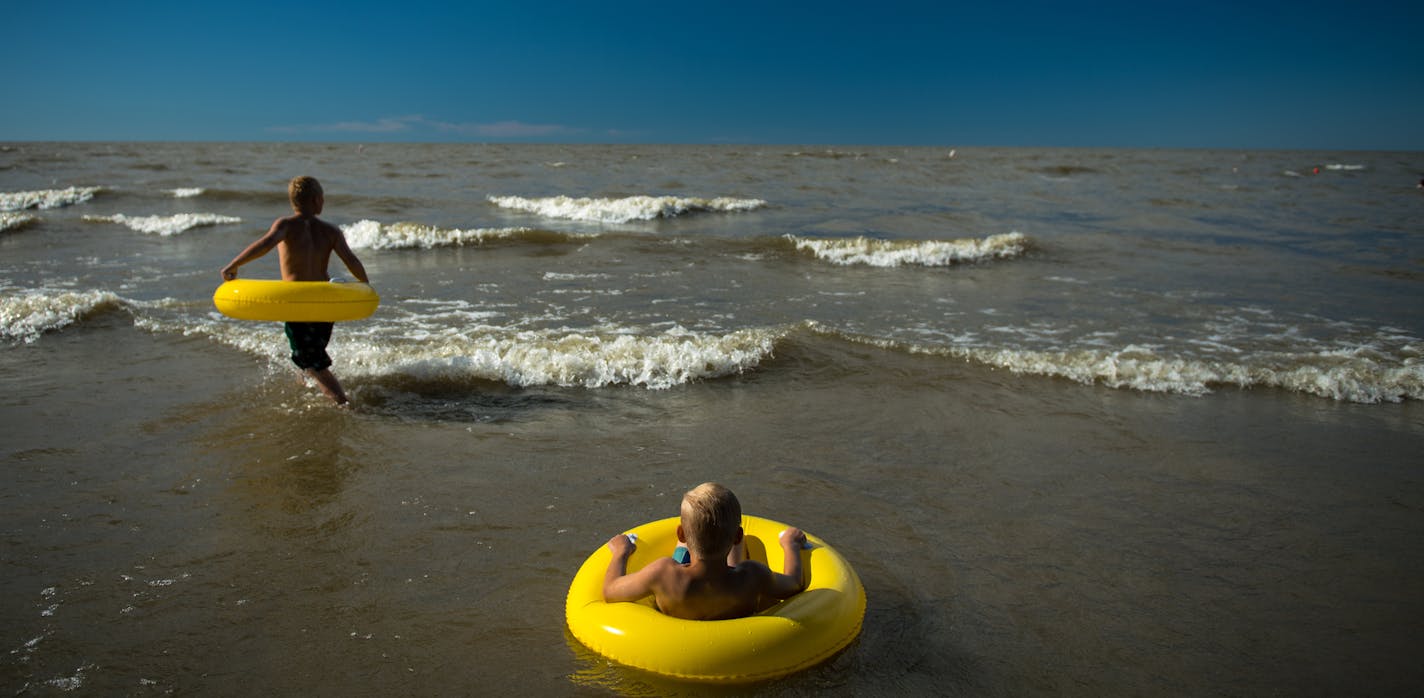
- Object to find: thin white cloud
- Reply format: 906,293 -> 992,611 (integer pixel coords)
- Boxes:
267,115 -> 581,139
326,115 -> 425,133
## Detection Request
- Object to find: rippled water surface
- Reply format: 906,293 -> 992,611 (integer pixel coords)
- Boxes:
2,142 -> 1422,695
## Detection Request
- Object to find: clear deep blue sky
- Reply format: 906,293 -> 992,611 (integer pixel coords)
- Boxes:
5,1 -> 1422,150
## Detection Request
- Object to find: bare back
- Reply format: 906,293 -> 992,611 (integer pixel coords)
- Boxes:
649,559 -> 775,621
275,215 -> 341,281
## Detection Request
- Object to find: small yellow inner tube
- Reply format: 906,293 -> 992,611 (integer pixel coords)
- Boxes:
213,279 -> 379,322
565,515 -> 865,683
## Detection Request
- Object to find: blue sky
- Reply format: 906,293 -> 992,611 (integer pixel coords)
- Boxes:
4,1 -> 1422,149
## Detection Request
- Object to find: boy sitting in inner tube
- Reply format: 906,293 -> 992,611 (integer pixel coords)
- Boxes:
602,482 -> 808,620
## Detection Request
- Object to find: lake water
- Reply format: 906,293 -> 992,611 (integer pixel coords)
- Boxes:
2,142 -> 1422,695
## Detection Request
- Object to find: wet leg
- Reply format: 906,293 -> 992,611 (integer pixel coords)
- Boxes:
306,368 -> 350,405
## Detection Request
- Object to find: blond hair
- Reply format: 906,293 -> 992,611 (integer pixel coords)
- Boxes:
681,482 -> 741,557
288,176 -> 323,214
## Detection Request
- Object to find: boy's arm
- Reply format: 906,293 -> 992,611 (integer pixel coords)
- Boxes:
220,220 -> 285,281
331,228 -> 369,283
602,534 -> 667,603
767,527 -> 808,599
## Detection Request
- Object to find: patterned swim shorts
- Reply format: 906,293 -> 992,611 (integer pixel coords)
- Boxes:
284,322 -> 334,371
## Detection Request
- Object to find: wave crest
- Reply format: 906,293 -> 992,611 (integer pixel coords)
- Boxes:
341,326 -> 781,389
342,220 -> 591,249
83,213 -> 243,235
787,232 -> 1028,267
1,212 -> 38,232
820,327 -> 1424,403
1,187 -> 103,212
1,288 -> 125,343
487,195 -> 767,223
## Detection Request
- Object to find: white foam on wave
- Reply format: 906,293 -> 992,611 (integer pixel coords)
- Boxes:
342,220 -> 546,250
834,327 -> 1424,403
136,310 -> 285,360
787,232 -> 1028,267
1,187 -> 103,212
1325,164 -> 1366,171
1000,344 -> 1424,403
0,287 -> 124,343
1,212 -> 38,232
135,302 -> 783,389
544,272 -> 612,281
82,213 -> 243,235
487,195 -> 766,223
169,188 -> 205,198
340,325 -> 781,389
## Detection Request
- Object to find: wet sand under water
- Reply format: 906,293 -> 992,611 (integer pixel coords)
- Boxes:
3,321 -> 1422,696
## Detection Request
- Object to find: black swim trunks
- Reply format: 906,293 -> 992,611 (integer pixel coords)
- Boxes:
284,321 -> 334,371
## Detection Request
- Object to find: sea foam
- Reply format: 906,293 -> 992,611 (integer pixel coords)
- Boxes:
1,212 -> 38,232
1,287 -> 125,343
487,195 -> 766,223
0,187 -> 103,211
829,327 -> 1424,403
342,220 -> 560,249
142,306 -> 783,390
83,213 -> 243,235
340,326 -> 781,389
787,232 -> 1028,267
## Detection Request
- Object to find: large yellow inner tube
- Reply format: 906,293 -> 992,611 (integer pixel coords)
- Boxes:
213,280 -> 379,322
565,515 -> 865,683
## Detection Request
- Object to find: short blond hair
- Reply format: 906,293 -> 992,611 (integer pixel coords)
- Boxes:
288,176 -> 323,214
681,482 -> 741,557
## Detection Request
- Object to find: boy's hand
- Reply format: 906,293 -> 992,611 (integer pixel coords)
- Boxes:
221,267 -> 238,281
779,527 -> 807,551
769,527 -> 809,598
606,533 -> 636,559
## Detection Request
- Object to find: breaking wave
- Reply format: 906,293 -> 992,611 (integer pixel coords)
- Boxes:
487,195 -> 766,223
83,213 -> 243,235
139,307 -> 785,390
816,325 -> 1424,404
1,212 -> 38,233
341,325 -> 781,389
342,220 -> 595,249
1,187 -> 103,212
0,287 -> 126,343
786,232 -> 1029,267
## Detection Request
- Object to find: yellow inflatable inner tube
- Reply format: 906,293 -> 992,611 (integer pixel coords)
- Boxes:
213,280 -> 379,322
566,515 -> 865,683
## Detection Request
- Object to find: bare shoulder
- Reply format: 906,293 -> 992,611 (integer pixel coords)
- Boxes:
314,217 -> 347,239
642,556 -> 679,578
734,560 -> 774,585
634,556 -> 682,593
267,214 -> 300,236
736,559 -> 773,574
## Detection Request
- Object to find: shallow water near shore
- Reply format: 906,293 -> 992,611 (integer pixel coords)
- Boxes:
3,142 -> 1422,694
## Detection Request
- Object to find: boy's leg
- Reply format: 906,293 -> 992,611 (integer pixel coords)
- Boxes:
285,322 -> 347,405
306,368 -> 349,405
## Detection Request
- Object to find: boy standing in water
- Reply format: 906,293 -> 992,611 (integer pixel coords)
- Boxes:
602,482 -> 808,620
220,176 -> 368,405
